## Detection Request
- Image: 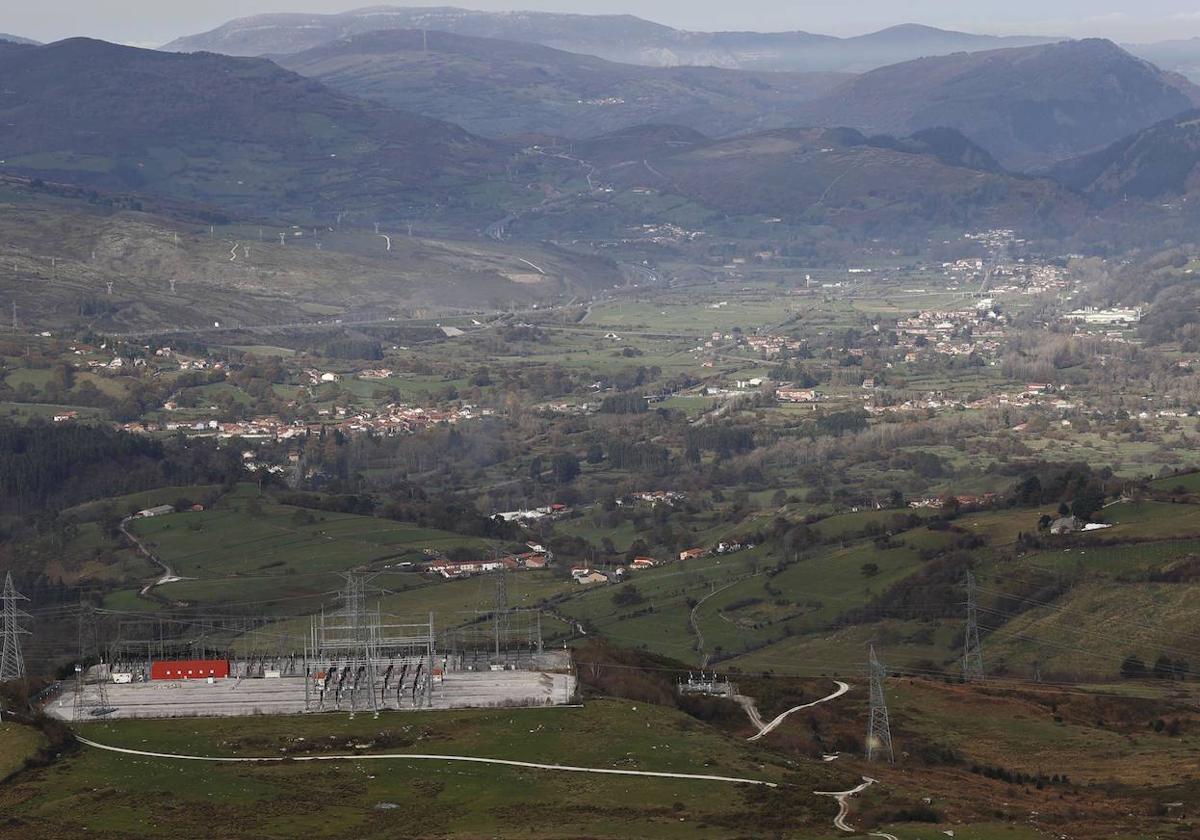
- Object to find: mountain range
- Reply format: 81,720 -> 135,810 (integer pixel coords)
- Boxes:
277,28 -> 846,139
1050,111 -> 1200,203
1128,38 -> 1200,84
795,39 -> 1200,170
5,32 -> 1200,248
557,124 -> 1083,238
0,38 -> 500,219
163,7 -> 1057,73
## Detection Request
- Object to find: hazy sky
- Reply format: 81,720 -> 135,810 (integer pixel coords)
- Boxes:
7,0 -> 1200,47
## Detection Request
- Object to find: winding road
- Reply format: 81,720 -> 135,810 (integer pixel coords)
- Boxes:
120,516 -> 187,597
74,736 -> 777,787
814,776 -> 899,839
746,680 -> 851,742
689,578 -> 745,666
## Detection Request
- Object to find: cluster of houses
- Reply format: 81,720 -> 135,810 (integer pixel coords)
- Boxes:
908,493 -> 996,510
625,222 -> 705,245
776,386 -> 821,404
493,504 -> 570,524
1063,307 -> 1143,326
895,306 -> 1007,362
571,541 -> 752,585
862,393 -> 966,415
618,491 -> 686,507
425,545 -> 553,579
536,401 -> 597,416
118,403 -> 488,439
742,334 -> 806,358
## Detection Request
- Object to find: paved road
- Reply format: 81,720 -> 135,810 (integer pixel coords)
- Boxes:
75,735 -> 778,787
747,680 -> 851,742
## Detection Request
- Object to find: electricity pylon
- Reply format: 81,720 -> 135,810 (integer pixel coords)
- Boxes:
73,605 -> 115,720
866,644 -> 894,763
493,562 -> 508,662
962,570 -> 985,682
0,572 -> 31,682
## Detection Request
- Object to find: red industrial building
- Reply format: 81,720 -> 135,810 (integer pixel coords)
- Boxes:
149,659 -> 230,681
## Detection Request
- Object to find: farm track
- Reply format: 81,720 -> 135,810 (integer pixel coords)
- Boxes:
746,680 -> 851,742
814,776 -> 899,839
75,735 -> 777,787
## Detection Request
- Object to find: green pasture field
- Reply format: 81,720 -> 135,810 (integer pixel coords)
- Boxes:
0,723 -> 45,782
557,552 -> 763,661
128,504 -> 493,582
983,578 -> 1200,676
64,485 -> 225,522
108,490 -> 499,609
229,570 -> 577,652
0,701 -> 841,839
1015,538 -> 1200,578
730,619 -> 958,675
1094,500 -> 1200,538
224,344 -> 298,357
1152,470 -> 1200,493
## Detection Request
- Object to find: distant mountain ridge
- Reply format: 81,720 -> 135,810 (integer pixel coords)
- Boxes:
163,7 -> 1055,72
794,39 -> 1200,170
0,38 -> 501,219
1127,38 -> 1200,84
552,123 -> 1084,238
0,33 -> 39,46
1049,111 -> 1200,202
278,28 -> 847,139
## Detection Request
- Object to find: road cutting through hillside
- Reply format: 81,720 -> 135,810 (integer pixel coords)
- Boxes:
814,776 -> 899,839
746,680 -> 851,741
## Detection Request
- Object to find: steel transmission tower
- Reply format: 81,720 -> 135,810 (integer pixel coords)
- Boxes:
493,563 -> 508,662
0,572 -> 31,682
338,571 -> 379,717
866,644 -> 894,763
73,605 -> 115,720
962,570 -> 985,682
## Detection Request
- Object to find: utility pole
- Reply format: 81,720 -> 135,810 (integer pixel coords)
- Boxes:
10,301 -> 16,334
962,570 -> 984,682
866,643 -> 894,763
0,572 -> 31,682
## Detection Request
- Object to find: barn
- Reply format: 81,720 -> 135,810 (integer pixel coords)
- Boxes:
150,659 -> 230,680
